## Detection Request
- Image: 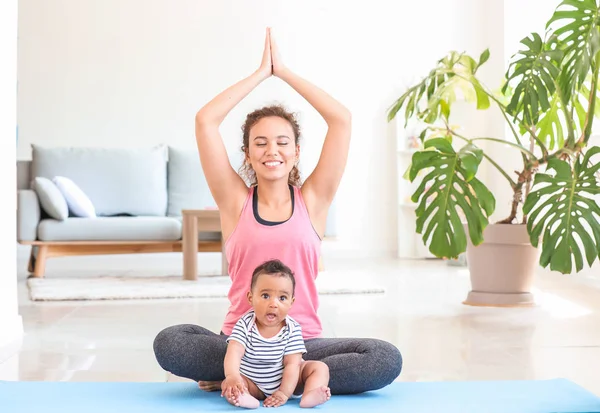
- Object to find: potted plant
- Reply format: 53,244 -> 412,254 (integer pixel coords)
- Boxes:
387,0 -> 600,306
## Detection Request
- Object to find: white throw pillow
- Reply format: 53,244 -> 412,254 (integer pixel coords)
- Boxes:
52,176 -> 97,218
32,177 -> 69,221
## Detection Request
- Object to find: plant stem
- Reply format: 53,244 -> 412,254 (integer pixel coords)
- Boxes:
498,186 -> 523,224
522,133 -> 536,224
451,131 -> 517,187
453,72 -> 525,147
470,137 -> 537,159
523,125 -> 549,158
558,81 -> 577,148
499,138 -> 570,225
579,60 -> 600,147
482,153 -> 517,188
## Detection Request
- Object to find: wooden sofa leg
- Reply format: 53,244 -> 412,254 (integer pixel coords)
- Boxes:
32,245 -> 48,278
27,247 -> 36,273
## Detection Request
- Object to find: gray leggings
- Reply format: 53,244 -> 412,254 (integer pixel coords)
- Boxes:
153,324 -> 403,395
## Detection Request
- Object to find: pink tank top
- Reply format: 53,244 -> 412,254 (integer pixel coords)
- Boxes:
223,185 -> 322,339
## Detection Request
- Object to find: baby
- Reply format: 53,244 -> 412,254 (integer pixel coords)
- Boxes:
221,259 -> 331,409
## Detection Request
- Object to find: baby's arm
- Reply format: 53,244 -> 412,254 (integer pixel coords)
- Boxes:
263,353 -> 303,407
280,353 -> 303,395
221,341 -> 247,399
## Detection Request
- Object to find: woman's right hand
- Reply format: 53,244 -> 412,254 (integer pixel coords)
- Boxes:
256,27 -> 273,80
221,374 -> 248,401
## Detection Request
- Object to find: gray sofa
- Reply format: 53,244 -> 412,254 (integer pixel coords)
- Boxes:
17,144 -> 336,277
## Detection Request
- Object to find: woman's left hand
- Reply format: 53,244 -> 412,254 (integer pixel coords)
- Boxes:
269,29 -> 286,77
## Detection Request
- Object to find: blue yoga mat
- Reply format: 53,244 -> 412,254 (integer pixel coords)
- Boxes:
2,379 -> 599,412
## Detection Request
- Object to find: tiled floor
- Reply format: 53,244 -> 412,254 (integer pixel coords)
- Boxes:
2,245 -> 600,396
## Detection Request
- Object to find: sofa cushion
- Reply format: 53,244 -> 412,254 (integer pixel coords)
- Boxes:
31,177 -> 69,221
52,176 -> 97,218
31,145 -> 168,217
167,147 -> 216,216
37,217 -> 182,241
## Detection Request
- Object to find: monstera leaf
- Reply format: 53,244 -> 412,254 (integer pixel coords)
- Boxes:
387,50 -> 491,127
546,0 -> 600,104
502,32 -> 562,127
535,91 -> 565,150
523,146 -> 600,273
408,138 -> 496,259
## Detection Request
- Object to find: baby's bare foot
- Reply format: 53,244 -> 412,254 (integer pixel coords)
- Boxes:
230,392 -> 259,409
198,380 -> 222,391
299,386 -> 331,408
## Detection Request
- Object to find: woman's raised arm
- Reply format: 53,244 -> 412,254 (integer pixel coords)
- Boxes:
195,28 -> 273,215
270,31 -> 351,220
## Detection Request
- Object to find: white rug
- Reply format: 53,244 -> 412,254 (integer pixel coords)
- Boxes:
27,274 -> 386,301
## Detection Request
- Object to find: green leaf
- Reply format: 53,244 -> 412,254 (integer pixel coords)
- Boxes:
577,78 -> 600,143
523,146 -> 600,273
386,50 -> 494,127
503,32 -> 561,127
408,138 -> 495,259
440,99 -> 450,120
470,77 -> 491,110
458,143 -> 483,181
477,49 -> 490,70
470,177 -> 496,217
535,91 -> 564,150
546,0 -> 600,103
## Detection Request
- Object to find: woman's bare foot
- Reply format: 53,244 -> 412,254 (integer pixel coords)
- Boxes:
198,380 -> 222,391
226,391 -> 260,409
299,386 -> 331,408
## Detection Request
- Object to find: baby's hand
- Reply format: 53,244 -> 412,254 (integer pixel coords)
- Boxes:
263,390 -> 288,408
220,374 -> 246,403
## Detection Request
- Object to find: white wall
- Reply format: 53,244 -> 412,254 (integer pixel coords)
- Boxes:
15,0 -> 527,257
0,0 -> 22,351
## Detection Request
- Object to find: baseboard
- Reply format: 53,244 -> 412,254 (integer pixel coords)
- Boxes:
0,315 -> 23,362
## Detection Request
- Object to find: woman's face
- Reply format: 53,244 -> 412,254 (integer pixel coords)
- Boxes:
246,116 -> 299,184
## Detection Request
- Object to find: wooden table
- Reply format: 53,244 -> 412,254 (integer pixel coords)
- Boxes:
182,209 -> 228,280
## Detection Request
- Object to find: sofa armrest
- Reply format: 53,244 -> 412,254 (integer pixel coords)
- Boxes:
17,189 -> 40,242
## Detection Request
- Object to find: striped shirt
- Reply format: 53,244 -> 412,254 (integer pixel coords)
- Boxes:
226,310 -> 307,396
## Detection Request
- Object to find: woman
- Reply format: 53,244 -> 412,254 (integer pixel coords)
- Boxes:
153,28 -> 402,395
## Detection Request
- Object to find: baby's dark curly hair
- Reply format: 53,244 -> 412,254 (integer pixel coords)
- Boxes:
250,259 -> 296,296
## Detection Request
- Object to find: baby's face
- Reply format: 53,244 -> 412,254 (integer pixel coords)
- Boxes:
249,273 -> 294,328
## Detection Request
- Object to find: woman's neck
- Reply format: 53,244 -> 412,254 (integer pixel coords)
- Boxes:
255,179 -> 290,208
